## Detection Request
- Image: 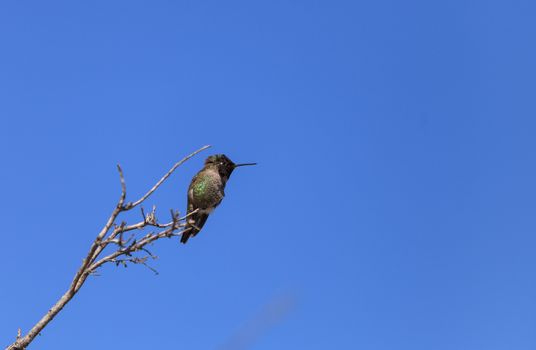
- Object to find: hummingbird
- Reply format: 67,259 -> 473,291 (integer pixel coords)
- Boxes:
181,154 -> 256,244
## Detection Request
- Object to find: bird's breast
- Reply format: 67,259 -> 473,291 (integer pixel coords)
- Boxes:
190,172 -> 223,209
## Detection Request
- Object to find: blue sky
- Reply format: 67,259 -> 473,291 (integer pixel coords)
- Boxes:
1,1 -> 536,349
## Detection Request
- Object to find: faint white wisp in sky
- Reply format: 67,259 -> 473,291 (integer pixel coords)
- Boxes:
218,292 -> 297,350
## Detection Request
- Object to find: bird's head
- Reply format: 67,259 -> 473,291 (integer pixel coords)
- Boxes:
204,154 -> 256,180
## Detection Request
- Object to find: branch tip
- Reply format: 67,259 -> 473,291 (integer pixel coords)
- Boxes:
116,164 -> 127,203
127,145 -> 211,209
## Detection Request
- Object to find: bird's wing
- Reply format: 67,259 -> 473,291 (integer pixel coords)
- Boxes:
182,174 -> 210,244
187,173 -> 199,207
181,175 -> 198,244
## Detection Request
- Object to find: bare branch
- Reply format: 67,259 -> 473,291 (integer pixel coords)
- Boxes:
5,146 -> 209,350
88,226 -> 179,272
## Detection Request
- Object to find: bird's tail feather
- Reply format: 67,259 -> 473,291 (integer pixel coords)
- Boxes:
181,213 -> 209,244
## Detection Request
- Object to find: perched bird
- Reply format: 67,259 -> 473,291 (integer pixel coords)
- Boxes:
181,154 -> 256,244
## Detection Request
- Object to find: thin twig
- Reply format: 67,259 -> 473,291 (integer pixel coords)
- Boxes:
124,145 -> 211,210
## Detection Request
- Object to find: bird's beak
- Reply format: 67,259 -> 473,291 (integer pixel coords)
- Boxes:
234,162 -> 257,168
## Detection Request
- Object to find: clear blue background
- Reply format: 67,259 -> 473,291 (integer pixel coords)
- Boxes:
1,1 -> 536,349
